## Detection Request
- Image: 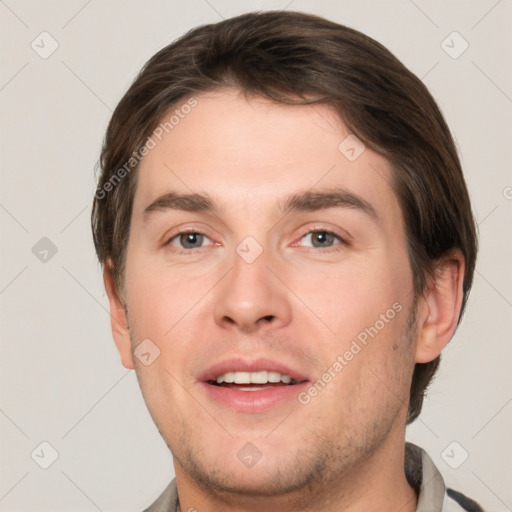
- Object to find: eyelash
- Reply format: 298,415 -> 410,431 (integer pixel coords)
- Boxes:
164,228 -> 349,253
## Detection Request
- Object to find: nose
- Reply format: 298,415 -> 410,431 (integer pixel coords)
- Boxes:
213,246 -> 292,334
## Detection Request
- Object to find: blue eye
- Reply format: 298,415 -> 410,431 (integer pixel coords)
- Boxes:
299,230 -> 346,249
167,232 -> 210,250
164,228 -> 347,253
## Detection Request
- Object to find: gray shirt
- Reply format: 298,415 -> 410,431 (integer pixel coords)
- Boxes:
143,442 -> 484,512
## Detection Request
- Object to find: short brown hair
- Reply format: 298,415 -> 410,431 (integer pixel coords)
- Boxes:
91,10 -> 477,424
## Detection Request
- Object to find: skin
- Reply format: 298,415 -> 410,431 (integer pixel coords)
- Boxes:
104,87 -> 465,512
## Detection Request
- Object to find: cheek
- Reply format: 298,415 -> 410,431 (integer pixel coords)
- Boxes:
124,249 -> 213,339
293,254 -> 414,403
308,306 -> 413,433
290,255 -> 410,343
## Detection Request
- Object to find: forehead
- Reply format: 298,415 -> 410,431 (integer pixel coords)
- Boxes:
133,87 -> 401,225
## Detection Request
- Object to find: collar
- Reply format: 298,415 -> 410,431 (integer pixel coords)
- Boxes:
405,442 -> 446,511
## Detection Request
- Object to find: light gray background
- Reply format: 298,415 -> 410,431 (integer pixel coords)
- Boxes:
1,1 -> 511,511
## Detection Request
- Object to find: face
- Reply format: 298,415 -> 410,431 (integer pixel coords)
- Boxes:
117,88 -> 419,498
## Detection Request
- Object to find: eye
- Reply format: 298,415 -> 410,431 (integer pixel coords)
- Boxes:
166,231 -> 212,250
298,229 -> 347,249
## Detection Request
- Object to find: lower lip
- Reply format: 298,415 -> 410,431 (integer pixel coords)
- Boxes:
199,381 -> 309,412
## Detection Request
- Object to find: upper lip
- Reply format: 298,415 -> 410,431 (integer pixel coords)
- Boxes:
198,357 -> 310,383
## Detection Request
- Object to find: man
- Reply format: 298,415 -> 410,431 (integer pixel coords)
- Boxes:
91,10 -> 482,512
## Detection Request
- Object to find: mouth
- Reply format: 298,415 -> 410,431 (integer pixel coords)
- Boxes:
199,359 -> 310,412
208,370 -> 297,391
207,370 -> 301,391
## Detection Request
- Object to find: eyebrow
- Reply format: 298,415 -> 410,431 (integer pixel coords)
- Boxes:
281,188 -> 377,220
142,188 -> 378,223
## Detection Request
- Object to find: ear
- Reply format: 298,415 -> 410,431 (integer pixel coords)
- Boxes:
103,259 -> 134,369
415,250 -> 465,363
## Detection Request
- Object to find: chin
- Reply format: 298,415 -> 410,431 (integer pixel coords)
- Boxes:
193,462 -> 310,497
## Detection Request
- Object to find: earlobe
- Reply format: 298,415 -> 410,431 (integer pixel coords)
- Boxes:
103,259 -> 135,370
415,251 -> 465,364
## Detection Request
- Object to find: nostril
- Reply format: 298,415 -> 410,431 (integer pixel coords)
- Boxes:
262,315 -> 274,323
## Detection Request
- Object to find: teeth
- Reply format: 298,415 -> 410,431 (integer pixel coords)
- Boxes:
234,372 -> 251,384
239,386 -> 274,392
215,370 -> 295,385
267,371 -> 281,383
280,374 -> 292,384
250,371 -> 268,384
221,372 -> 234,383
